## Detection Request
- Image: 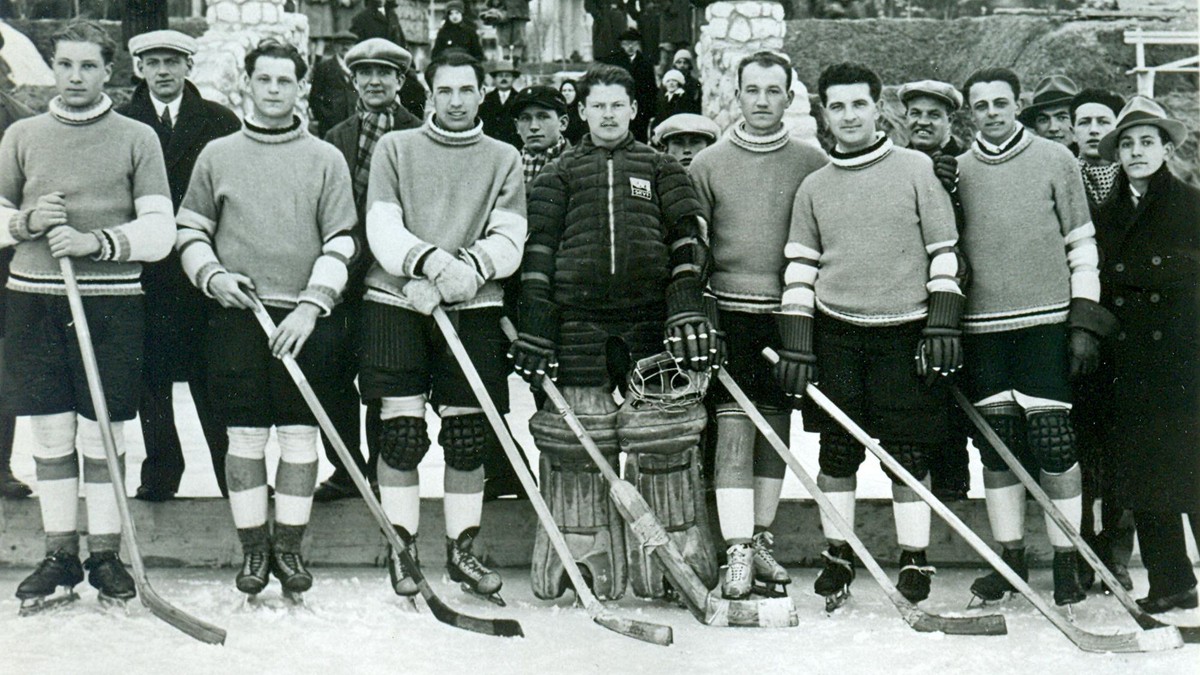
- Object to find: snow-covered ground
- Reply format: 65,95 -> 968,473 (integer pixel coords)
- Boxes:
1,567 -> 1196,675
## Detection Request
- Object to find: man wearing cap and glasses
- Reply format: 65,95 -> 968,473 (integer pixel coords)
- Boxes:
1019,74 -> 1079,150
118,29 -> 242,503
480,60 -> 523,149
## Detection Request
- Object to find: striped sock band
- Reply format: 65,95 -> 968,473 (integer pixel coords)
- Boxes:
226,427 -> 270,531
31,413 -> 80,555
78,418 -> 124,553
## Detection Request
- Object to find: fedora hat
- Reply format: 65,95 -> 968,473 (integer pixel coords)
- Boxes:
1098,95 -> 1188,161
1018,75 -> 1078,125
489,60 -> 520,76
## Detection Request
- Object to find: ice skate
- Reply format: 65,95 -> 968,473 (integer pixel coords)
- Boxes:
895,550 -> 935,604
446,529 -> 504,606
751,531 -> 791,598
236,550 -> 271,596
16,551 -> 83,616
85,552 -> 136,606
271,550 -> 313,598
721,542 -> 753,600
1101,561 -> 1134,594
969,547 -> 1027,605
1052,550 -> 1085,607
387,527 -> 420,611
814,543 -> 856,612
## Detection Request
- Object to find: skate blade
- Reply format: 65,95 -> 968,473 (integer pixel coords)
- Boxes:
396,595 -> 420,613
966,591 -> 1014,609
460,583 -> 506,607
18,588 -> 79,617
753,582 -> 791,599
824,587 -> 851,613
97,593 -> 132,614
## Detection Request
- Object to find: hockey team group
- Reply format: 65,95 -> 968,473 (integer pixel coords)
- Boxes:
0,16 -> 1197,651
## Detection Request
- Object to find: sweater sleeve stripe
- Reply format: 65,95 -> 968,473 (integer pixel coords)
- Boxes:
105,194 -> 173,263
780,257 -> 817,317
302,231 -> 354,315
784,242 -> 821,261
1064,222 -> 1100,301
466,206 -> 526,281
928,250 -> 964,296
366,200 -> 435,278
924,239 -> 957,255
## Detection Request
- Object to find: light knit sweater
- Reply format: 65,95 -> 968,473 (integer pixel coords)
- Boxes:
176,119 -> 358,315
0,95 -> 174,296
688,122 -> 828,313
782,136 -> 960,326
957,129 -> 1099,333
363,118 -> 527,312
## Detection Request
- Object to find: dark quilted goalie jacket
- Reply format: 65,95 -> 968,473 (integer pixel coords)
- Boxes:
522,133 -> 706,315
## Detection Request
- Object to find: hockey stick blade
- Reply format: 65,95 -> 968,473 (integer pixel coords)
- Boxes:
437,310 -> 674,645
716,367 -> 1006,637
950,385 -> 1193,644
499,318 -> 712,627
251,302 -> 523,639
780,356 -> 1180,653
60,258 -> 227,645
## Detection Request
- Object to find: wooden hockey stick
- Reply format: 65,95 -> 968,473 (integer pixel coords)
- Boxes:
498,318 -> 716,625
434,309 -> 675,645
949,385 -> 1198,643
251,302 -> 523,638
715,367 -> 1007,636
59,257 -> 226,645
765,347 -> 1182,653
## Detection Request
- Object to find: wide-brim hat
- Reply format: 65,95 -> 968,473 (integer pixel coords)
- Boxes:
510,85 -> 568,116
1098,95 -> 1188,161
897,79 -> 962,112
618,28 -> 642,43
1018,74 -> 1079,125
653,113 -> 720,145
489,60 -> 520,76
345,38 -> 412,72
128,30 -> 197,57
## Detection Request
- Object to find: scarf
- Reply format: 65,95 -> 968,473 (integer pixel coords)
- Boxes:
521,135 -> 567,186
829,132 -> 892,170
354,99 -> 401,203
729,120 -> 789,154
1078,158 -> 1121,205
48,93 -> 113,125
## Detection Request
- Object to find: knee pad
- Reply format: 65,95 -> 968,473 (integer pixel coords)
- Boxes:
618,399 -> 718,598
818,433 -> 864,479
276,426 -> 319,464
880,442 -> 931,485
438,413 -> 492,472
30,413 -> 77,459
973,402 -> 1023,472
1027,409 -> 1076,474
379,417 -> 430,471
227,427 -> 270,460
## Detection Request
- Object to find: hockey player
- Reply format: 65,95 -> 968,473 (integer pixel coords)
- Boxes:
957,68 -> 1112,607
511,63 -> 716,601
360,51 -> 525,605
0,21 -> 174,609
781,63 -> 964,608
687,51 -> 828,600
176,39 -> 358,599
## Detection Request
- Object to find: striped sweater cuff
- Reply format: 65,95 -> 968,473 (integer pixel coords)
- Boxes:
300,285 -> 339,316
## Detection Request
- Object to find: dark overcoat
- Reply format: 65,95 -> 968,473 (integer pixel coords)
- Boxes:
479,89 -> 522,149
310,57 -> 357,136
1093,165 -> 1200,513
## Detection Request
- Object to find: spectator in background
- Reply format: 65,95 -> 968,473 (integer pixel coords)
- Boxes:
1071,89 -> 1125,208
559,79 -> 587,145
488,0 -> 531,64
654,68 -> 689,127
671,48 -> 703,115
586,0 -> 629,62
351,0 -> 408,47
479,60 -> 522,149
652,112 -> 718,169
1019,75 -> 1078,151
309,30 -> 359,136
433,0 -> 484,62
598,28 -> 657,142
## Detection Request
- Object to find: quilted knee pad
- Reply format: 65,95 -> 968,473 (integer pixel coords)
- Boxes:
973,404 -> 1024,472
1027,409 -> 1076,474
379,416 -> 430,471
439,413 -> 493,472
880,442 -> 931,484
818,432 -> 865,478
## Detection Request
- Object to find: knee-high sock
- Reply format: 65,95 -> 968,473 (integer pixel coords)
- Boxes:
442,407 -> 485,541
752,410 -> 789,532
714,409 -> 755,543
983,469 -> 1026,547
274,426 -> 319,552
77,418 -> 125,553
893,477 -> 931,551
31,413 -> 79,555
1042,464 -> 1082,550
818,472 -> 857,545
378,397 -> 425,536
226,427 -> 270,550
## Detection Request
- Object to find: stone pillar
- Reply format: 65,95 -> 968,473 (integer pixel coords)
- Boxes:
696,1 -> 815,142
191,0 -> 309,119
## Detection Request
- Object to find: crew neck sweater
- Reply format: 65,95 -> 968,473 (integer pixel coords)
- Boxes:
0,98 -> 173,296
176,118 -> 358,314
957,130 -> 1099,333
689,128 -> 827,313
363,118 -> 527,312
782,139 -> 960,326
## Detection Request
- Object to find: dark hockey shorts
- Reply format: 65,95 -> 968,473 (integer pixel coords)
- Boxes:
359,302 -> 509,412
556,310 -> 666,389
963,323 -> 1072,405
800,313 -> 951,445
1,290 -> 143,421
205,304 -> 345,427
707,309 -> 789,410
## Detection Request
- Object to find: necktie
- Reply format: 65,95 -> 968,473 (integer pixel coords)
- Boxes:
161,106 -> 173,130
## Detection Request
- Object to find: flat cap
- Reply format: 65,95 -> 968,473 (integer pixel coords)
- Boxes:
324,29 -> 359,43
510,85 -> 568,117
346,38 -> 412,72
653,113 -> 720,145
897,80 -> 962,111
128,30 -> 197,57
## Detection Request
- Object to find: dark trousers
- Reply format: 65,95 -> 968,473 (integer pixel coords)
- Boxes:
138,371 -> 229,496
1135,511 -> 1199,598
1081,459 -> 1135,566
321,387 -> 379,483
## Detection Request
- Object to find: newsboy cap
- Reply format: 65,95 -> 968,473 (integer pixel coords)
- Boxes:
897,80 -> 963,112
345,38 -> 413,72
128,30 -> 197,57
653,113 -> 721,145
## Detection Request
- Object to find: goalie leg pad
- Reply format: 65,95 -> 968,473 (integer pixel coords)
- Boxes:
818,432 -> 865,479
972,402 -> 1024,472
618,399 -> 719,598
529,387 -> 627,601
379,417 -> 430,471
1026,408 -> 1077,474
438,413 -> 492,472
880,442 -> 931,485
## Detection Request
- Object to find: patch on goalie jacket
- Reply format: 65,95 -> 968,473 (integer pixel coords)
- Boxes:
630,177 -> 653,201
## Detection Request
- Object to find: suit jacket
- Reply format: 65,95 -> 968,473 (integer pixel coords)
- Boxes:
116,81 -> 241,380
350,7 -> 408,46
310,57 -> 357,136
479,89 -> 522,149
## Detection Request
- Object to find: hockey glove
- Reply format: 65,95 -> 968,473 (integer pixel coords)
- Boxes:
773,314 -> 816,406
916,291 -> 964,385
508,297 -> 560,386
1069,329 -> 1100,379
421,249 -> 481,305
932,153 -> 959,195
1066,298 -> 1118,379
404,278 -> 442,315
664,277 -> 714,372
702,293 -> 727,370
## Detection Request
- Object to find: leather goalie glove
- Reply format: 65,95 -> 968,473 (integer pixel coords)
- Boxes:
1067,297 -> 1119,379
421,248 -> 481,305
932,152 -> 959,195
916,291 -> 964,385
508,297 -> 559,386
664,277 -> 716,372
773,313 -> 816,406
